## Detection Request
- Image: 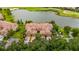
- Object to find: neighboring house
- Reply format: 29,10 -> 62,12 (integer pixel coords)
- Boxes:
0,20 -> 18,36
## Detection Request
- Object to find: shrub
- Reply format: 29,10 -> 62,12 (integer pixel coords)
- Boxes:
49,37 -> 69,51
6,41 -> 28,51
69,36 -> 79,51
28,33 -> 49,51
64,26 -> 71,34
72,28 -> 79,37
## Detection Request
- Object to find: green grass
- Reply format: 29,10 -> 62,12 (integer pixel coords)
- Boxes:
49,8 -> 79,18
19,7 -> 49,11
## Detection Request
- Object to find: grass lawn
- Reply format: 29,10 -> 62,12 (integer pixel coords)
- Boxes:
19,7 -> 49,11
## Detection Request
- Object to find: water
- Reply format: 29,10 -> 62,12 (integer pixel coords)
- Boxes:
11,9 -> 79,28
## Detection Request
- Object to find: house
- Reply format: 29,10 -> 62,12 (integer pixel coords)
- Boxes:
25,23 -> 53,43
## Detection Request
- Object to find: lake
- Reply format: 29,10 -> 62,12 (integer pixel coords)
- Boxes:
11,9 -> 79,28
